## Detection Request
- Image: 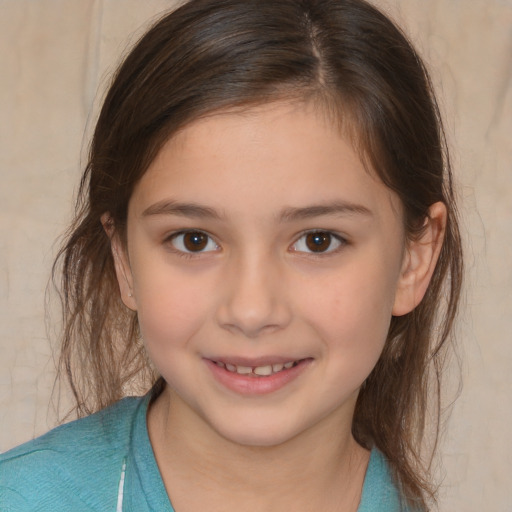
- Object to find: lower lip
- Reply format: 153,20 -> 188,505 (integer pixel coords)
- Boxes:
205,359 -> 312,395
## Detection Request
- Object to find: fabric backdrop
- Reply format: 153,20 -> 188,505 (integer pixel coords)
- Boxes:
1,1 -> 510,510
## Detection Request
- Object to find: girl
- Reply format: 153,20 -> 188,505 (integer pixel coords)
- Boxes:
0,0 -> 463,510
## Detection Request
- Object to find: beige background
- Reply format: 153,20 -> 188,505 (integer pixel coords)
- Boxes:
0,1 -> 511,510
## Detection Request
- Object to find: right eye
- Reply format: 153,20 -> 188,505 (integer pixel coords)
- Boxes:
169,231 -> 219,254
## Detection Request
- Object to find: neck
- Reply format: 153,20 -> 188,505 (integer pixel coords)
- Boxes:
147,387 -> 370,512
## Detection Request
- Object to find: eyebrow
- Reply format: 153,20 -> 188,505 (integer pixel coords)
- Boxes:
141,199 -> 372,221
142,200 -> 224,220
278,201 -> 373,222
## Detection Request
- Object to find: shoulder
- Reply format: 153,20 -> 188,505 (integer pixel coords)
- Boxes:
358,449 -> 412,512
0,396 -> 146,511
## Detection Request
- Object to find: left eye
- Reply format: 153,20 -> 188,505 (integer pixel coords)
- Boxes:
291,231 -> 344,254
170,231 -> 219,253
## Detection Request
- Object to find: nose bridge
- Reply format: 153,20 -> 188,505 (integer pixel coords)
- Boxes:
217,248 -> 290,338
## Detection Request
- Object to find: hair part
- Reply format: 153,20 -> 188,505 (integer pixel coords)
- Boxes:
53,1 -> 463,509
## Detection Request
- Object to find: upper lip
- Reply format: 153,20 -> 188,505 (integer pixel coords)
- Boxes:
206,356 -> 310,367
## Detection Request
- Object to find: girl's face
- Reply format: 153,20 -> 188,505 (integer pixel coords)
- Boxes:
117,102 -> 419,447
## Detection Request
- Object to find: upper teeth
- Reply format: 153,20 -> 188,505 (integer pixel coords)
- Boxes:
216,361 -> 296,376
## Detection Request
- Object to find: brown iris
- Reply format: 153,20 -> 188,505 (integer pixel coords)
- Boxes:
305,232 -> 332,252
183,231 -> 208,251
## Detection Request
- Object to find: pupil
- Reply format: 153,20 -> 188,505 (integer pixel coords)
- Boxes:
184,232 -> 207,251
306,232 -> 331,252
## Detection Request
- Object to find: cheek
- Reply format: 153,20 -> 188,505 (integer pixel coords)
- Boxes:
306,275 -> 394,395
133,265 -> 214,355
297,256 -> 398,360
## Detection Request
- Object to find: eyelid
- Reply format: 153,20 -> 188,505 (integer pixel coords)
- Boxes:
165,229 -> 220,256
290,229 -> 348,255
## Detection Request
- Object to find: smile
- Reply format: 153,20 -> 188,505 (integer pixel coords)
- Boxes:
214,360 -> 298,377
206,357 -> 312,395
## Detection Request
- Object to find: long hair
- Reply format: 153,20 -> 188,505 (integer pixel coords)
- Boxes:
54,0 -> 463,508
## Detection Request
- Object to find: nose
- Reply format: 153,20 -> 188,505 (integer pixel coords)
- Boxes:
216,252 -> 292,339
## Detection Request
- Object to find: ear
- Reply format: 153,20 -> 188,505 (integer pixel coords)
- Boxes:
101,213 -> 137,311
392,202 -> 447,316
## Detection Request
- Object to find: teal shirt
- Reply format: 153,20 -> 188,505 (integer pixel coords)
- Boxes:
1,395 -> 406,511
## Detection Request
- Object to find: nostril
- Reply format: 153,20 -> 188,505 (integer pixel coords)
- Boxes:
215,267 -> 292,337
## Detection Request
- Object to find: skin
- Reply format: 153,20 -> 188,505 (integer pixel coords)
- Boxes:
109,101 -> 446,511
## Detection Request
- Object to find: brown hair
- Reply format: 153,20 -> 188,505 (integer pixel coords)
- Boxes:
54,0 -> 463,509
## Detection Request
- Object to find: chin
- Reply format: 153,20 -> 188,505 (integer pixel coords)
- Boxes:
207,412 -> 311,449
219,427 -> 297,448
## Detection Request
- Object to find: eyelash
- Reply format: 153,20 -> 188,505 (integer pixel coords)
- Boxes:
165,230 -> 220,259
291,230 -> 348,256
164,229 -> 348,258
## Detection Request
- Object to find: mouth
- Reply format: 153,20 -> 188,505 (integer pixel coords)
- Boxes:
206,357 -> 312,395
212,359 -> 303,377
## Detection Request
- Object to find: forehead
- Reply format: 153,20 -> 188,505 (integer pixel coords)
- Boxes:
129,101 -> 401,221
